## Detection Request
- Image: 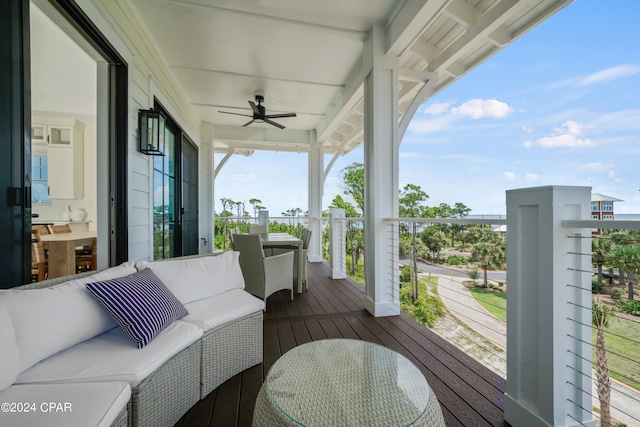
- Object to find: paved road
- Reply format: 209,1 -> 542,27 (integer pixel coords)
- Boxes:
400,257 -> 507,282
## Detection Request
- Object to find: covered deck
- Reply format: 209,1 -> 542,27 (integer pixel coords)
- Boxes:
177,261 -> 506,427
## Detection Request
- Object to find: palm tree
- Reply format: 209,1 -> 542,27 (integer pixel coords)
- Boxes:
592,237 -> 612,285
592,300 -> 615,427
471,231 -> 505,288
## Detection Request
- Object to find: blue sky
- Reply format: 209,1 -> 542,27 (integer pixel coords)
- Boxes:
215,0 -> 640,216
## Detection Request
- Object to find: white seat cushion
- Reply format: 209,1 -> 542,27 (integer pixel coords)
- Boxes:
0,261 -> 137,373
136,251 -> 245,304
0,303 -> 20,392
182,289 -> 264,332
0,381 -> 130,427
16,320 -> 202,388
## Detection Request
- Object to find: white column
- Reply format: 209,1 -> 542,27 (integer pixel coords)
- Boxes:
258,210 -> 269,226
199,121 -> 214,253
505,186 -> 594,427
363,26 -> 400,317
307,130 -> 323,262
329,208 -> 346,279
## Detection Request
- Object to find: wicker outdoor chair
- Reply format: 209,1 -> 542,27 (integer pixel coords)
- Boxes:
248,224 -> 268,234
272,227 -> 312,290
232,233 -> 294,305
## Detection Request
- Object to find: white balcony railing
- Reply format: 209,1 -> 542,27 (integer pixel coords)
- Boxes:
325,186 -> 640,427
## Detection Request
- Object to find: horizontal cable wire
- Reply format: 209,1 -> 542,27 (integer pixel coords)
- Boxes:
566,347 -> 640,388
567,380 -> 640,426
566,363 -> 640,405
567,316 -> 640,350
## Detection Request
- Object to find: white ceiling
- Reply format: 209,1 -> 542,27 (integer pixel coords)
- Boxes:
129,0 -> 573,155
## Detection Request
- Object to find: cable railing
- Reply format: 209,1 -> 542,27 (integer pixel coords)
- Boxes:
385,217 -> 508,377
564,229 -> 640,427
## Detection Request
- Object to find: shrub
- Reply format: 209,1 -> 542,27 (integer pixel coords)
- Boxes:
400,265 -> 411,284
399,286 -> 445,327
611,287 -> 624,299
467,267 -> 480,283
443,255 -> 466,266
592,281 -> 604,294
615,300 -> 640,316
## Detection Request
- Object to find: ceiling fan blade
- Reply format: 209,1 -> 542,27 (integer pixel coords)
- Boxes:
218,110 -> 252,118
248,101 -> 261,116
264,119 -> 285,129
242,119 -> 255,127
265,113 -> 297,119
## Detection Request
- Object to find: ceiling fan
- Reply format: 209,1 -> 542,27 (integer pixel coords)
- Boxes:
218,94 -> 297,129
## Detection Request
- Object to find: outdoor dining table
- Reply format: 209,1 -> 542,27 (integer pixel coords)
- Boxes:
260,232 -> 304,293
40,230 -> 97,279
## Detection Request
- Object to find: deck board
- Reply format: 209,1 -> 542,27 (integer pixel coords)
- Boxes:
176,261 -> 507,427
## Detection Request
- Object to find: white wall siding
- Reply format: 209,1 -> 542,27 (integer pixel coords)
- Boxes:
75,0 -> 203,262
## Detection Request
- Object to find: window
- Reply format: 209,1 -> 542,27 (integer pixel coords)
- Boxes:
591,201 -> 599,211
603,215 -> 614,220
31,155 -> 51,205
153,124 -> 176,259
603,201 -> 613,211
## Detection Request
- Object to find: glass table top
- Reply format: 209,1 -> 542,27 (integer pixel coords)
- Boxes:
265,339 -> 430,426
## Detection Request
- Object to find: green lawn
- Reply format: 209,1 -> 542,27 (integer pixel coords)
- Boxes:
469,288 -> 507,322
594,316 -> 640,391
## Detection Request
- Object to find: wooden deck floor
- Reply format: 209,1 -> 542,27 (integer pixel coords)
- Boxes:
176,261 -> 507,427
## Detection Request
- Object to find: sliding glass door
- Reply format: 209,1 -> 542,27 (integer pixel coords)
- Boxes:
152,103 -> 198,259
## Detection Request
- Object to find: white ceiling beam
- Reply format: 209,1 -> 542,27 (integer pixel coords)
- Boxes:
213,125 -> 310,147
428,0 -> 521,73
488,26 -> 513,47
399,68 -> 438,83
409,39 -> 440,63
385,0 -> 450,57
443,0 -> 481,28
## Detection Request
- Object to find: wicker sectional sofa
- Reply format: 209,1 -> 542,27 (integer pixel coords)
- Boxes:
0,252 -> 264,427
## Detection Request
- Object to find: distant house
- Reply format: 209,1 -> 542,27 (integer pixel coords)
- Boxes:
591,193 -> 623,235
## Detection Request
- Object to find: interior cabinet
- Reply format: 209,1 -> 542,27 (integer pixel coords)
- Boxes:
32,118 -> 85,199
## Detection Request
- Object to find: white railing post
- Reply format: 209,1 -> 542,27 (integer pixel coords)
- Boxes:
329,208 -> 346,279
258,210 -> 269,226
505,186 -> 594,427
307,217 -> 323,263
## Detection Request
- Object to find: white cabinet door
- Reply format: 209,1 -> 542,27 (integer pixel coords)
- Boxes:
48,148 -> 75,199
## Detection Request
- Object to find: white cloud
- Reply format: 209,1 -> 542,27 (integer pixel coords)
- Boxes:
537,134 -> 594,148
608,170 -> 615,179
522,126 -> 533,133
579,64 -> 640,86
523,140 -> 533,148
504,172 -> 516,180
450,98 -> 513,119
423,102 -> 451,115
535,120 -> 595,148
579,162 -> 605,172
525,173 -> 539,180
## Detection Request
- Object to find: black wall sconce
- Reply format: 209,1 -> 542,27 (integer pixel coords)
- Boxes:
138,109 -> 165,156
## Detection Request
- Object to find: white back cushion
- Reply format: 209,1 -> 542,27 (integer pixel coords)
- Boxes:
136,252 -> 245,304
0,303 -> 20,391
0,261 -> 136,373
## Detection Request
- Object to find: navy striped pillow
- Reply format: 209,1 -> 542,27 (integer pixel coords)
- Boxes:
85,268 -> 188,349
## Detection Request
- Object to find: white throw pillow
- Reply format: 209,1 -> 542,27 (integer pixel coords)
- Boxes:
0,303 -> 20,391
0,261 -> 137,373
136,252 -> 245,304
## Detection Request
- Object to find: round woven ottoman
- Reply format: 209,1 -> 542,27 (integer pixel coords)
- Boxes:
252,339 -> 446,427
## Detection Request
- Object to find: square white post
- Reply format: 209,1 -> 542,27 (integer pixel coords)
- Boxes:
307,133 -> 323,262
362,26 -> 400,317
505,186 -> 594,427
258,210 -> 269,226
329,208 -> 346,279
